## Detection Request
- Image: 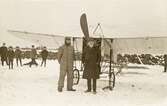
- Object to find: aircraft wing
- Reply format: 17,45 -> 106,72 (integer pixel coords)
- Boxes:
113,37 -> 167,55
101,36 -> 167,63
8,30 -> 83,50
8,29 -> 167,63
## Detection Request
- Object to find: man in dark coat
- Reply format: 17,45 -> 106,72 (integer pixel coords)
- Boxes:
57,37 -> 76,92
164,54 -> 167,72
7,46 -> 15,69
0,43 -> 8,66
40,46 -> 48,67
29,45 -> 38,67
83,39 -> 101,94
15,46 -> 22,66
23,45 -> 38,67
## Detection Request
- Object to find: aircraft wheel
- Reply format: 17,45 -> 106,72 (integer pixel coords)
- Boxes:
111,72 -> 116,88
73,69 -> 80,85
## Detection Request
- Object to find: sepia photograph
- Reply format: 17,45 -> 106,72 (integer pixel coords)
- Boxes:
0,0 -> 167,106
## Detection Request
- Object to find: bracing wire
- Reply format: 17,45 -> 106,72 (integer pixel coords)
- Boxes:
93,23 -> 110,73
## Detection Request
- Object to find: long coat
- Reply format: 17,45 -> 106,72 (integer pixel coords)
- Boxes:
0,46 -> 8,58
30,48 -> 37,59
7,50 -> 15,60
15,49 -> 22,58
164,54 -> 167,65
83,46 -> 101,79
41,50 -> 48,59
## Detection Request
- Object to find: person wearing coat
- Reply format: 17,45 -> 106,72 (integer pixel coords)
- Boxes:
40,46 -> 48,67
29,45 -> 38,67
83,39 -> 101,94
0,43 -> 8,66
57,37 -> 76,92
15,46 -> 22,66
164,54 -> 167,72
7,46 -> 15,69
23,45 -> 38,67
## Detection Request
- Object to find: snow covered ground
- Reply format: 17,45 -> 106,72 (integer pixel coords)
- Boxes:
0,59 -> 167,106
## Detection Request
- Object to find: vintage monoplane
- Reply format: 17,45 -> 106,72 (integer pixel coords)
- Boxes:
8,13 -> 167,90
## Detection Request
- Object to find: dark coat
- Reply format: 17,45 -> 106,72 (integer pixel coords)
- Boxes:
15,49 -> 22,58
7,50 -> 15,60
30,48 -> 37,59
0,46 -> 8,57
83,46 -> 101,79
164,54 -> 167,65
41,50 -> 48,59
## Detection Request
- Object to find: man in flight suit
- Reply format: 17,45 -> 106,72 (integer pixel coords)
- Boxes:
57,37 -> 76,92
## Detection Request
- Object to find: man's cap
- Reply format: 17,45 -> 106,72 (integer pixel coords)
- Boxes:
65,37 -> 71,40
9,46 -> 13,48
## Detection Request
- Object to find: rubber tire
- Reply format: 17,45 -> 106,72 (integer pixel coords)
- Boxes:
111,72 -> 116,88
73,69 -> 80,85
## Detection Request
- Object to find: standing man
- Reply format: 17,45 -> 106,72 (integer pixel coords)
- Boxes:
15,46 -> 22,66
7,46 -> 15,69
0,43 -> 8,66
57,37 -> 75,92
164,54 -> 167,72
40,46 -> 48,67
29,45 -> 38,67
83,39 -> 101,94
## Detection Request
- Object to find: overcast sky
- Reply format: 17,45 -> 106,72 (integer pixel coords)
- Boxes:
0,0 -> 167,46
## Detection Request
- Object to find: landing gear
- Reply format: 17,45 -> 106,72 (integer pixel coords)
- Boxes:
103,47 -> 116,91
73,68 -> 80,85
102,70 -> 115,90
102,61 -> 116,91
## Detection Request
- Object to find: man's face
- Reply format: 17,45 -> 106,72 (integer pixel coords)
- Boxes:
9,47 -> 12,50
32,46 -> 34,49
65,39 -> 71,45
87,41 -> 94,48
3,43 -> 6,46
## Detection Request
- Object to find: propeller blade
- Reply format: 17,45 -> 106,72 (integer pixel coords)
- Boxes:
80,13 -> 89,39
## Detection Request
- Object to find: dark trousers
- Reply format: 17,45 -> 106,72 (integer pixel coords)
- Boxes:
41,58 -> 47,67
1,57 -> 8,66
29,58 -> 38,67
87,78 -> 97,91
164,64 -> 167,72
16,57 -> 22,66
9,59 -> 13,69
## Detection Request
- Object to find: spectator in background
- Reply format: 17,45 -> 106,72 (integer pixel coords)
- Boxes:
40,46 -> 48,67
15,46 -> 22,66
29,45 -> 38,67
164,54 -> 167,72
0,43 -> 8,66
7,46 -> 15,69
23,45 -> 38,67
